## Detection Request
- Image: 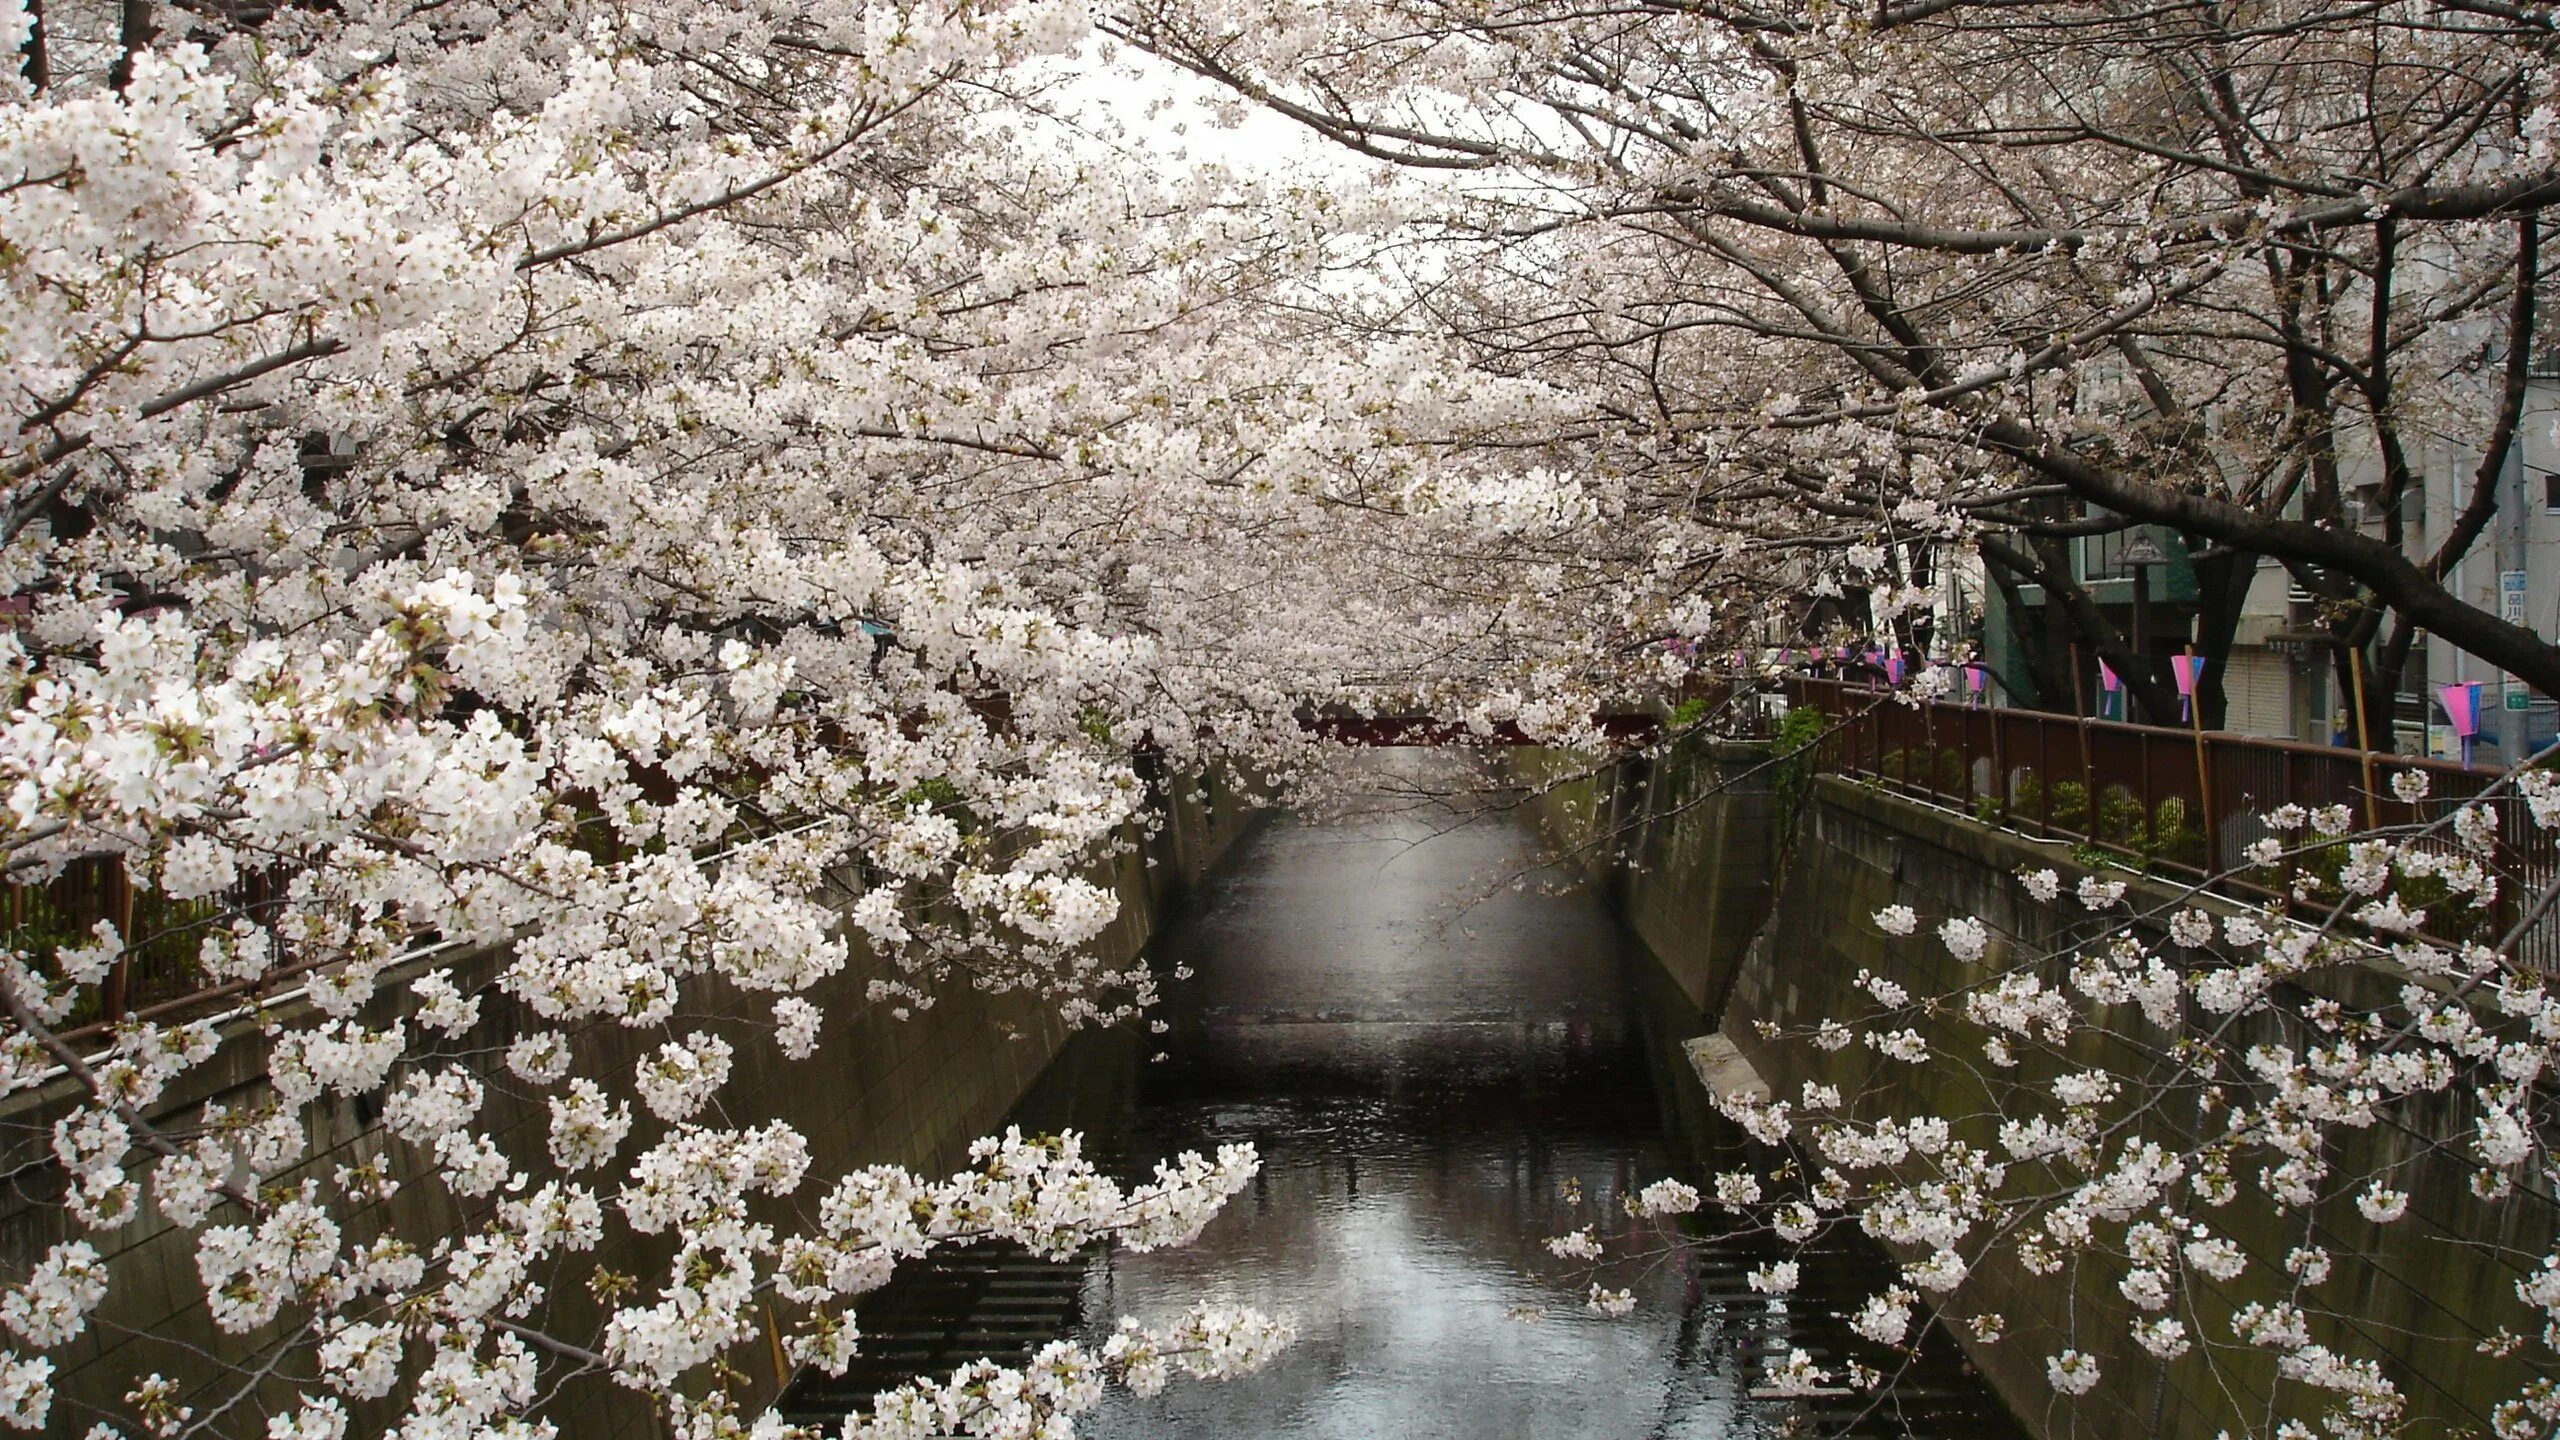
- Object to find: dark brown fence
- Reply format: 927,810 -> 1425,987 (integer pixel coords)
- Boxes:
6,856 -> 271,1038
1771,677 -> 2560,972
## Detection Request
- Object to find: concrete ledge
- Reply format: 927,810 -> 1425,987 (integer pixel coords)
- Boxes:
1682,1031 -> 1770,1104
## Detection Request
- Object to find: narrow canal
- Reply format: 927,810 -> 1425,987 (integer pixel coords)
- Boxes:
786,761 -> 2022,1438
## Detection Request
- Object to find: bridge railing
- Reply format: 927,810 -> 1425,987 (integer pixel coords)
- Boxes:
1762,676 -> 2560,972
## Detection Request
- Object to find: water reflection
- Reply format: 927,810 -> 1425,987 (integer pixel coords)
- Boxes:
1077,788 -> 1692,1439
785,763 -> 2020,1439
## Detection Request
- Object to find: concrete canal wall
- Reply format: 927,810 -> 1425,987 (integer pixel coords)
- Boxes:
0,770 -> 1261,1440
1521,738 -> 2550,1440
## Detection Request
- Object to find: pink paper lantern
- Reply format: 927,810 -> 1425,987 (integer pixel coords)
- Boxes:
2171,652 -> 2208,722
2096,659 -> 2123,721
2438,680 -> 2482,736
2439,680 -> 2484,766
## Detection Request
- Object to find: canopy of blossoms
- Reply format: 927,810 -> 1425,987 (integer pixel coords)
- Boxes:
5,0 -> 2560,1438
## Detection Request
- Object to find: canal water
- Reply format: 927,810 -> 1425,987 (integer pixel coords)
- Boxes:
784,764 -> 2021,1439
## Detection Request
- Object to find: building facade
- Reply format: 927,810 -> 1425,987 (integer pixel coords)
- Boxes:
1982,375 -> 2560,762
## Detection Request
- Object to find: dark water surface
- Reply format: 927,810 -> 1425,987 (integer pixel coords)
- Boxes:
785,768 -> 2022,1439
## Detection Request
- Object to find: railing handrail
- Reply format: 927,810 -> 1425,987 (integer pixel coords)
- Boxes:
1773,674 -> 2489,776
1753,673 -> 2557,971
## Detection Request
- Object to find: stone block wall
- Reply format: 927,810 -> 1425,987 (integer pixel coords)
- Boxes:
1514,734 -> 1780,1008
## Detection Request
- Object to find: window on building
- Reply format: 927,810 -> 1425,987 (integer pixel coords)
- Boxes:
2545,469 -> 2560,511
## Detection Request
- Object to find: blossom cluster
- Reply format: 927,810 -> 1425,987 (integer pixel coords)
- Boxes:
0,0 -> 1455,1426
1550,772 -> 2560,1437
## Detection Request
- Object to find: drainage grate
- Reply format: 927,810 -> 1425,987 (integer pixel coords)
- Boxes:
774,1244 -> 1089,1424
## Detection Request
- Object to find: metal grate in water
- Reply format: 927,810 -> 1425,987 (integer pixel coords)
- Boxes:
1684,1236 -> 2026,1438
774,1244 -> 1087,1425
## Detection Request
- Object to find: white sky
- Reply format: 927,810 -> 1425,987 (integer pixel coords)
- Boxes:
1029,41 -> 1373,187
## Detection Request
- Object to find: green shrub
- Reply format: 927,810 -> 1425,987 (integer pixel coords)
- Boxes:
2095,785 -> 2147,847
2145,797 -> 2208,869
1936,747 -> 1968,793
2050,780 -> 2091,833
1876,746 -> 1912,784
1771,707 -> 1827,826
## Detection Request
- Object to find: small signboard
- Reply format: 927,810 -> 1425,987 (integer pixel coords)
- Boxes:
2120,533 -> 2171,567
2504,570 -> 2532,710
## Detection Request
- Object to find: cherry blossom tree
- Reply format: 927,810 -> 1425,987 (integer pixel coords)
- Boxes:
13,0 -> 1857,1422
1080,2 -> 2560,1432
0,0 -> 1565,1430
14,0 -> 2560,1436
1117,0 -> 2560,735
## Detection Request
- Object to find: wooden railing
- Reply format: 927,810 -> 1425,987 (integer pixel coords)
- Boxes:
1766,676 -> 2560,972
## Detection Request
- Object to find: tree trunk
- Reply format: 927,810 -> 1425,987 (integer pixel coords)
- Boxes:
1978,531 -> 2178,721
1982,548 -> 2074,709
2366,616 -> 2425,752
109,0 -> 152,92
2027,534 -> 2178,724
18,0 -> 43,90
2185,543 -> 2257,732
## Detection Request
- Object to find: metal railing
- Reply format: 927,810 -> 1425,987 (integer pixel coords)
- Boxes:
1767,676 -> 2560,972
